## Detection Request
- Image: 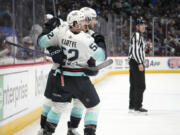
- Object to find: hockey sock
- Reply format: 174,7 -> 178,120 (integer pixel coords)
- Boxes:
84,111 -> 98,128
45,109 -> 61,133
69,107 -> 83,128
41,104 -> 51,128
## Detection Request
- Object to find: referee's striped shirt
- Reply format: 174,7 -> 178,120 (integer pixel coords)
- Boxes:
128,32 -> 146,64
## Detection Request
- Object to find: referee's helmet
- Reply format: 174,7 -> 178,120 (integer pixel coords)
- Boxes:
136,17 -> 146,25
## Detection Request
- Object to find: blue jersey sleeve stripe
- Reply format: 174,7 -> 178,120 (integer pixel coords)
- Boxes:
92,47 -> 105,62
38,35 -> 51,48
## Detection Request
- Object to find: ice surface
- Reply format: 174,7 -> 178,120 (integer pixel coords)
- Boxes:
15,73 -> 180,135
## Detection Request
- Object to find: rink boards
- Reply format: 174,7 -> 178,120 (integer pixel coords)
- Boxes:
0,57 -> 180,135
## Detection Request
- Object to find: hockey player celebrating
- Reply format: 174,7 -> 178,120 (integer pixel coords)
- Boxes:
80,7 -> 106,55
37,14 -> 66,135
66,7 -> 107,135
38,10 -> 105,135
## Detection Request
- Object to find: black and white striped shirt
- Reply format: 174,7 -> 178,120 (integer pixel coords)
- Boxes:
128,32 -> 146,64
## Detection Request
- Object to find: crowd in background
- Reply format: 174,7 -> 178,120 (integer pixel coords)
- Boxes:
54,0 -> 180,56
0,0 -> 180,65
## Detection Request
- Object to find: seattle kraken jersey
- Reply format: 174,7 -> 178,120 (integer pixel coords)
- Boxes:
38,25 -> 105,72
41,21 -> 69,70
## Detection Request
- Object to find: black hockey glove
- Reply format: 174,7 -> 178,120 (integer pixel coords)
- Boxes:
47,46 -> 65,65
42,17 -> 60,35
44,17 -> 60,32
92,33 -> 107,59
92,33 -> 106,51
83,57 -> 99,76
37,17 -> 61,47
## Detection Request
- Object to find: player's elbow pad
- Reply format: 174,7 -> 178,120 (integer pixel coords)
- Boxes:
37,28 -> 53,48
37,34 -> 44,47
38,36 -> 51,48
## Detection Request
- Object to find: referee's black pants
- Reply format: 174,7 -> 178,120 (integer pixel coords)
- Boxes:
129,59 -> 146,110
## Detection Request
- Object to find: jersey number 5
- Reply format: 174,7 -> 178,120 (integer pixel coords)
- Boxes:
89,43 -> 98,51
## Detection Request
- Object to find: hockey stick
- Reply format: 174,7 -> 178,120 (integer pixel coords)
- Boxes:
77,59 -> 113,71
4,40 -> 51,57
5,40 -> 113,71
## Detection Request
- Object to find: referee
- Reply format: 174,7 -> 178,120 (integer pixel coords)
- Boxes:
128,17 -> 147,114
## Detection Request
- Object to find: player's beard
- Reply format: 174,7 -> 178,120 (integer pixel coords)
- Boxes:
84,25 -> 89,32
81,25 -> 87,32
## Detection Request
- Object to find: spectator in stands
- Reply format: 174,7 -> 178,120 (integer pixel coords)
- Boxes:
0,36 -> 17,59
5,36 -> 18,56
0,30 -> 9,57
146,39 -> 153,56
0,30 -> 3,45
0,12 -> 17,39
116,47 -> 121,56
0,10 -> 19,59
29,14 -> 54,58
174,42 -> 180,56
16,36 -> 34,59
2,0 -> 180,59
154,42 -> 165,56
